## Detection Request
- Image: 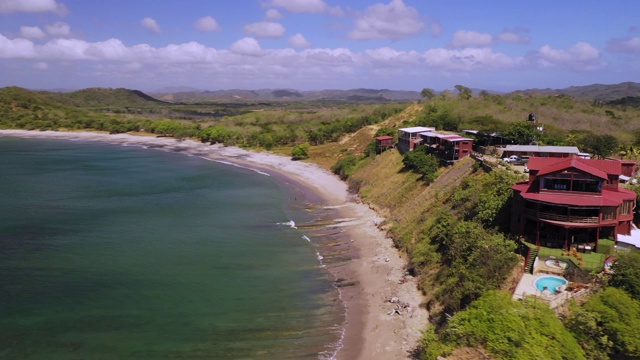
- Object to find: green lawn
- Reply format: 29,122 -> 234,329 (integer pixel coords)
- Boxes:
524,240 -> 611,273
536,247 -> 605,273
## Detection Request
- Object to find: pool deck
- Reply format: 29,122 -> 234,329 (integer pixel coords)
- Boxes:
513,274 -> 573,309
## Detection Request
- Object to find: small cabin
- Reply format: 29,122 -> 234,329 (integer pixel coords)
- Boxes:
375,135 -> 394,148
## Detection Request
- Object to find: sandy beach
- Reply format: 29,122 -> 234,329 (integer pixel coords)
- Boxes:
0,130 -> 428,359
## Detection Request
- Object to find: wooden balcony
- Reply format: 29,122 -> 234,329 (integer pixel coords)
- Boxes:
522,208 -> 599,224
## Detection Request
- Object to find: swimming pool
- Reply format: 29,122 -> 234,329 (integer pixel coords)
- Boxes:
535,276 -> 568,294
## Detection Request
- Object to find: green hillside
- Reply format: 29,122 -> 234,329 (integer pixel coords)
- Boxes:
40,87 -> 169,110
308,101 -> 640,360
0,86 -> 97,130
511,81 -> 640,101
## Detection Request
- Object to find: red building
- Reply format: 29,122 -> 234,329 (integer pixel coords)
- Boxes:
419,132 -> 473,162
397,127 -> 434,153
375,135 -> 394,148
511,156 -> 636,250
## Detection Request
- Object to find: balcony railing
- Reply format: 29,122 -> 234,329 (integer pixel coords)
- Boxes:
522,208 -> 599,224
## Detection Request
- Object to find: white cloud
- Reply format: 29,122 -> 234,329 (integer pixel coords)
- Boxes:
289,33 -> 311,48
302,48 -> 356,65
348,0 -> 423,40
33,61 -> 49,70
0,0 -> 66,14
607,36 -> 640,54
262,0 -> 343,16
537,42 -> 602,70
39,38 -> 89,60
362,46 -> 520,71
497,29 -> 530,44
0,31 -> 540,90
0,34 -> 37,58
244,22 -> 286,38
423,47 -> 519,71
265,9 -> 283,20
20,26 -> 47,40
45,22 -> 71,38
452,30 -> 493,48
85,38 -> 130,61
365,47 -> 421,64
230,37 -> 262,56
140,18 -> 161,33
194,16 -> 221,32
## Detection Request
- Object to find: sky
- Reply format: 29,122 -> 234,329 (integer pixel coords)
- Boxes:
1,0 -> 639,92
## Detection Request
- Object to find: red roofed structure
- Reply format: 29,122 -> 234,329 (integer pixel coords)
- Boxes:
374,135 -> 394,150
419,131 -> 473,162
511,156 -> 636,250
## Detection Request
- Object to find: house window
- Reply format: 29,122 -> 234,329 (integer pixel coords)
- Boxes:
620,200 -> 634,215
602,207 -> 616,221
541,173 -> 601,193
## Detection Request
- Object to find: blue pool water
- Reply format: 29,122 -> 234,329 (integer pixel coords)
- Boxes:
535,276 -> 568,294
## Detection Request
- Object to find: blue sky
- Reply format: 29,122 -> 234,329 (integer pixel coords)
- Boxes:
1,0 -> 639,92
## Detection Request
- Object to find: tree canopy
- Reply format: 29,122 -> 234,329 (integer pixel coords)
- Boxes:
402,146 -> 440,183
440,290 -> 586,360
568,287 -> 640,358
609,251 -> 640,300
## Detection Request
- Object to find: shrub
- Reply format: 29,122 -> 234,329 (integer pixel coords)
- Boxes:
291,143 -> 310,160
402,147 -> 439,183
331,153 -> 358,180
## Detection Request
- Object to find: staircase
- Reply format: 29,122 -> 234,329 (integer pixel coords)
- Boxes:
525,247 -> 539,274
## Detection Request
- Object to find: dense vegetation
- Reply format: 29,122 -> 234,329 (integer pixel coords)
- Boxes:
3,83 -> 640,359
0,86 -> 406,151
427,291 -> 587,360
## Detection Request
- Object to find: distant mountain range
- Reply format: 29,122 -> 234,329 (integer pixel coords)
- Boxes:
148,82 -> 640,103
510,82 -> 640,101
4,82 -> 639,107
150,88 -> 424,102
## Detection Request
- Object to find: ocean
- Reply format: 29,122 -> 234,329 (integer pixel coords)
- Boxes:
0,136 -> 344,359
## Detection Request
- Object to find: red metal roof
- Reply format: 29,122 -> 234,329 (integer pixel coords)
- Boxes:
528,156 -> 623,177
513,182 -> 636,206
375,135 -> 393,140
442,135 -> 473,142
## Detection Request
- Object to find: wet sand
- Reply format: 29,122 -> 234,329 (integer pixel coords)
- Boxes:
0,130 -> 428,359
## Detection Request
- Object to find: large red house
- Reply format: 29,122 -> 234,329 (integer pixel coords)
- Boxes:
510,156 -> 636,250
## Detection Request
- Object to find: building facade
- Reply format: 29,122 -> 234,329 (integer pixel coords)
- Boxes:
501,145 -> 583,159
397,127 -> 434,153
510,156 -> 636,250
419,132 -> 473,162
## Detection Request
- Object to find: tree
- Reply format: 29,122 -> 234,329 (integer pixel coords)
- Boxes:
578,287 -> 640,358
291,143 -> 310,160
374,127 -> 396,138
331,153 -> 358,180
402,147 -> 439,183
609,251 -> 640,300
454,84 -> 472,100
442,291 -> 586,360
502,121 -> 538,145
450,169 -> 520,229
420,88 -> 436,100
424,212 -> 518,312
580,134 -> 619,159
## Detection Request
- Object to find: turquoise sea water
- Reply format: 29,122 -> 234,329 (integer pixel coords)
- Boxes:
0,137 -> 342,359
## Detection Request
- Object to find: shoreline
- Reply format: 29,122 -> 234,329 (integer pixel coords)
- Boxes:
0,130 -> 428,359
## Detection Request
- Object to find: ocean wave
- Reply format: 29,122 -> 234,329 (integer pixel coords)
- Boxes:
277,220 -> 297,229
210,159 -> 271,176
